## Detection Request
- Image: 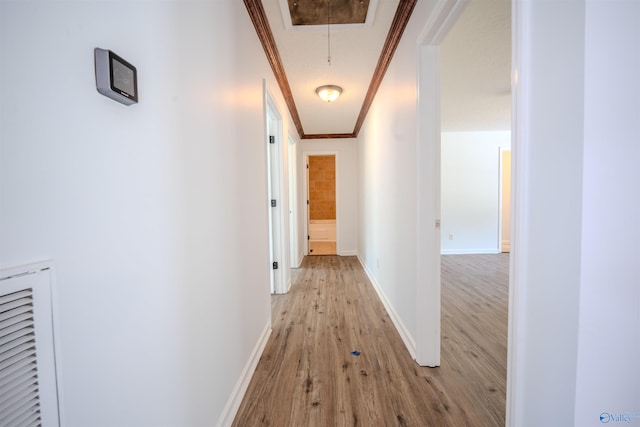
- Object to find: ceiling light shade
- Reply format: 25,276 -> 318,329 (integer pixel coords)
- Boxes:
315,85 -> 343,102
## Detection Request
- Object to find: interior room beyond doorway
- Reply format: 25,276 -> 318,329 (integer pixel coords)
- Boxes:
307,155 -> 336,255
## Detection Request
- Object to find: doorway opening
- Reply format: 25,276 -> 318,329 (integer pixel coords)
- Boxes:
432,0 -> 512,424
306,154 -> 336,255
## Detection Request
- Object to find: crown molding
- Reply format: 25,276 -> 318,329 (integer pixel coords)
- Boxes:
244,0 -> 417,140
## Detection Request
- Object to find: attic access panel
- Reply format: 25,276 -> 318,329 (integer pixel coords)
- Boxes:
288,0 -> 370,26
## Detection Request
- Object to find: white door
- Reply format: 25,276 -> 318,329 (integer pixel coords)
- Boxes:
266,107 -> 281,294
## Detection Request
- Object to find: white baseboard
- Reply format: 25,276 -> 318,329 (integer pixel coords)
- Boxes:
216,322 -> 271,427
338,250 -> 358,256
356,256 -> 417,360
441,248 -> 501,255
294,251 -> 305,268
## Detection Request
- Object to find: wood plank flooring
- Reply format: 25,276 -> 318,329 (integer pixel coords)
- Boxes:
232,254 -> 509,426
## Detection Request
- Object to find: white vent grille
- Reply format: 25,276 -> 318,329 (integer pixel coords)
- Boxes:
0,263 -> 60,427
0,288 -> 42,427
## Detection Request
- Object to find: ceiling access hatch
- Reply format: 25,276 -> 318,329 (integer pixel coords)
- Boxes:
287,0 -> 371,26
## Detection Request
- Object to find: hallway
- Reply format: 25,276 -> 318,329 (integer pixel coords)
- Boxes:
232,254 -> 508,426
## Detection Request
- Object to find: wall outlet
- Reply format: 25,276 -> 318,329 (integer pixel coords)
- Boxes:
448,234 -> 454,240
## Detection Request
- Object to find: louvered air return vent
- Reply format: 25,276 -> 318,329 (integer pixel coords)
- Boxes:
0,263 -> 60,427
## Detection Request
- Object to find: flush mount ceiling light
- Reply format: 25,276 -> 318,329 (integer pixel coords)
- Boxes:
315,84 -> 343,102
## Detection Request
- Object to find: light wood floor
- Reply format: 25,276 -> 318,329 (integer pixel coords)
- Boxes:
232,254 -> 509,426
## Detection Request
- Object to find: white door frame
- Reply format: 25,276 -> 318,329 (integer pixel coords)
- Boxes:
288,133 -> 300,268
264,83 -> 290,294
303,151 -> 339,256
415,0 -> 470,367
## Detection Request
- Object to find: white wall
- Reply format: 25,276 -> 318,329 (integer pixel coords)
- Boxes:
357,0 -> 440,356
574,1 -> 640,425
0,2 -> 292,425
509,1 -> 640,426
300,139 -> 358,256
441,131 -> 510,254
